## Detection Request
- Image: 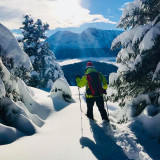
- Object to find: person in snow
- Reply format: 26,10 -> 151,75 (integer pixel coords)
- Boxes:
76,62 -> 109,122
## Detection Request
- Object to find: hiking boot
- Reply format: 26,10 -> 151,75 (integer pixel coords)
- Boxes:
85,114 -> 95,121
89,117 -> 96,122
101,120 -> 109,127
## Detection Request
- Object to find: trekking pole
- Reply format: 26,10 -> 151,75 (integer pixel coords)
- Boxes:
78,87 -> 83,137
106,101 -> 110,118
105,95 -> 110,119
78,87 -> 82,112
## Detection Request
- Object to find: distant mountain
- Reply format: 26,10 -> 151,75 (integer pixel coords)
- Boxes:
46,28 -> 122,59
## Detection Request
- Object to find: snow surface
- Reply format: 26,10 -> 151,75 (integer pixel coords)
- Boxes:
0,84 -> 160,160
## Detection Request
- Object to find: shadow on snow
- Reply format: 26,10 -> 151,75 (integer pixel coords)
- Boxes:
80,120 -> 129,160
49,95 -> 71,111
131,121 -> 160,160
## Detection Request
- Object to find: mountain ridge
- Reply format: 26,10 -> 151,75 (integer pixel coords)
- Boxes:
46,28 -> 122,59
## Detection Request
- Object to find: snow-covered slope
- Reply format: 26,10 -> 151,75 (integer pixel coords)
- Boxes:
0,86 -> 128,160
46,28 -> 122,59
0,85 -> 160,160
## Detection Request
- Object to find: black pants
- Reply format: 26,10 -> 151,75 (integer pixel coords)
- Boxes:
86,96 -> 108,120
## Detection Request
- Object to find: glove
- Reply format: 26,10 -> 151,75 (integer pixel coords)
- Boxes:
102,88 -> 107,94
76,74 -> 80,78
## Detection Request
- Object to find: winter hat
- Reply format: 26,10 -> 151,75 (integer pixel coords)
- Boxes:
86,62 -> 94,69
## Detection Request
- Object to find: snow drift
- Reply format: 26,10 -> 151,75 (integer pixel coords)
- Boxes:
1,86 -> 159,160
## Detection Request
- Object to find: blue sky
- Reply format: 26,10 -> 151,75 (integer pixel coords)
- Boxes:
0,0 -> 133,37
83,0 -> 132,22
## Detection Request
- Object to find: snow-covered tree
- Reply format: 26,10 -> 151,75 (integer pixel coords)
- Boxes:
107,0 -> 160,123
0,24 -> 53,139
19,15 -> 64,88
0,23 -> 34,132
0,23 -> 32,101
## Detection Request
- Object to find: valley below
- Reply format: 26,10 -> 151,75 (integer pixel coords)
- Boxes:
57,57 -> 118,86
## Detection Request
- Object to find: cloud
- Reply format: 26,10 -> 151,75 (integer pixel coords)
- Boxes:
0,6 -> 23,21
0,0 -> 116,29
119,2 -> 131,11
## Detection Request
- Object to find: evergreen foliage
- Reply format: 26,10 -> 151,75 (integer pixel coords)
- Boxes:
108,0 -> 160,122
19,15 -> 64,88
117,0 -> 160,29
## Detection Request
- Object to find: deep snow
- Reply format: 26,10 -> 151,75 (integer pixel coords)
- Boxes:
0,85 -> 160,160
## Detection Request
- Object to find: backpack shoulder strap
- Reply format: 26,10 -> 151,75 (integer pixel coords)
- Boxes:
98,72 -> 103,82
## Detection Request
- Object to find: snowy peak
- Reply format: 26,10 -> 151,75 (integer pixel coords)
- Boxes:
47,30 -> 79,48
46,28 -> 122,59
80,28 -> 122,48
53,30 -> 79,40
47,27 -> 122,49
81,27 -> 100,35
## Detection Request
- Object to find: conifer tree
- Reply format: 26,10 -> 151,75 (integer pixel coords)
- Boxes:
107,0 -> 160,122
19,15 -> 64,88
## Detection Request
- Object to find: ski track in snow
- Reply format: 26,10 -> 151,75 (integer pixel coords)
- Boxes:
107,123 -> 152,160
78,88 -> 152,160
93,116 -> 152,160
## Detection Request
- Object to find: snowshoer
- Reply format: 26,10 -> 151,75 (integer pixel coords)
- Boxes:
76,62 -> 109,122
